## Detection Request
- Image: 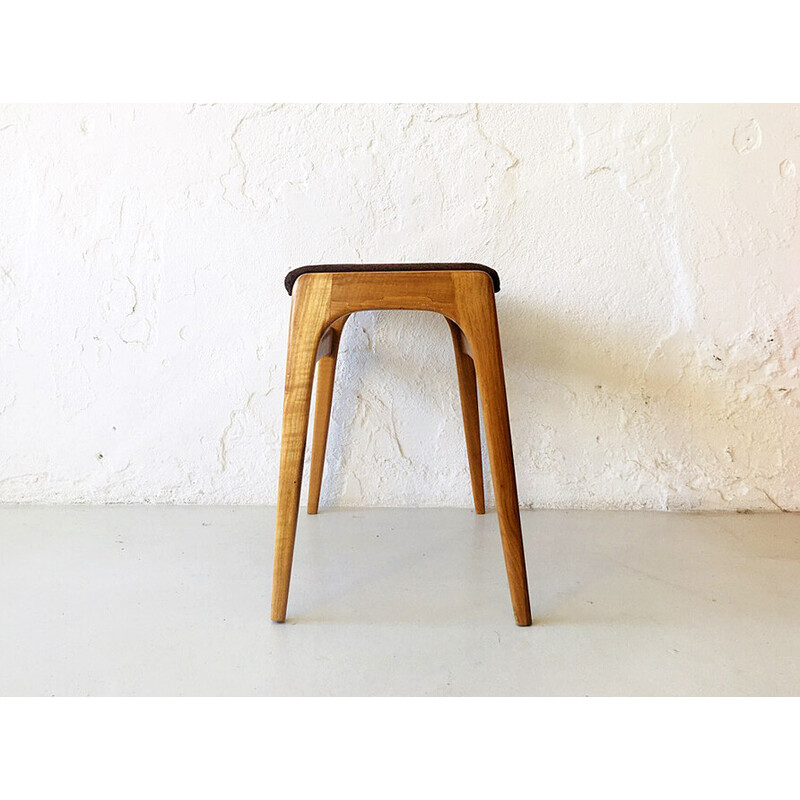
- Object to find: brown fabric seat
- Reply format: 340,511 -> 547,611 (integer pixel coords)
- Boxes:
284,262 -> 501,295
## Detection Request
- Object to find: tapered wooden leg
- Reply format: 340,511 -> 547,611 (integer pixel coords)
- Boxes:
447,319 -> 485,515
271,276 -> 333,622
307,315 -> 349,515
460,293 -> 532,626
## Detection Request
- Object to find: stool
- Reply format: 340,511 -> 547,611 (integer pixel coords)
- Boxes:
271,263 -> 532,626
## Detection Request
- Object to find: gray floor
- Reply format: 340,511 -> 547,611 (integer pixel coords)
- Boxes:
1,505 -> 799,696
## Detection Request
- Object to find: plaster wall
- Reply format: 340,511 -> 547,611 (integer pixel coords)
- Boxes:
1,103 -> 798,510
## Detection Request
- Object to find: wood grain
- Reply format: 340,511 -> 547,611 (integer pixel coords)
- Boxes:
271,269 -> 531,626
271,274 -> 333,623
453,277 -> 531,626
307,314 -> 349,515
447,318 -> 485,515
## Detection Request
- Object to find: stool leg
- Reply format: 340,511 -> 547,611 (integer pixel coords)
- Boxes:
463,297 -> 532,626
307,315 -> 348,515
271,281 -> 332,622
447,319 -> 485,515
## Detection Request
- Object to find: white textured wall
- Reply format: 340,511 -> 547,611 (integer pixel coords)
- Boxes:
1,103 -> 798,510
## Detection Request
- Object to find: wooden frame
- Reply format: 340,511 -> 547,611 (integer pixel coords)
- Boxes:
271,269 -> 532,626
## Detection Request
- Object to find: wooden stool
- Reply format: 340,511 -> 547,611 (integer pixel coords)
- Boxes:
271,263 -> 532,626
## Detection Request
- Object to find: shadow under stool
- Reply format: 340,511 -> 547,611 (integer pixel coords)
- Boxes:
271,263 -> 532,626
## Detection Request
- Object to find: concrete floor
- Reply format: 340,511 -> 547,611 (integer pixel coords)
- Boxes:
0,505 -> 799,696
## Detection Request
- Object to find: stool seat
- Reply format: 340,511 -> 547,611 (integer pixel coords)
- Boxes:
284,262 -> 501,295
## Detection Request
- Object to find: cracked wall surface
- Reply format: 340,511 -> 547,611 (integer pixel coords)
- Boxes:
1,103 -> 798,510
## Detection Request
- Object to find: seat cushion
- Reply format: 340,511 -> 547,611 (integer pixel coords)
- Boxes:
284,262 -> 500,295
